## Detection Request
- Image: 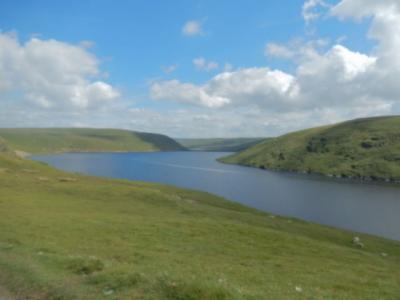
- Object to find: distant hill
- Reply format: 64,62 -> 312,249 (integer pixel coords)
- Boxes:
221,116 -> 400,182
178,137 -> 265,152
0,128 -> 185,154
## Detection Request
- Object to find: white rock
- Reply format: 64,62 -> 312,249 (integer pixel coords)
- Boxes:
295,286 -> 303,293
103,288 -> 114,296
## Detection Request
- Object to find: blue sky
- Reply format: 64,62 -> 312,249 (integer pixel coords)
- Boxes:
0,0 -> 369,84
0,0 -> 398,137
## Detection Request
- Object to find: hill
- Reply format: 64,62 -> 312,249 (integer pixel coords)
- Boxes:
177,138 -> 265,152
221,116 -> 400,182
0,141 -> 399,299
0,128 -> 185,154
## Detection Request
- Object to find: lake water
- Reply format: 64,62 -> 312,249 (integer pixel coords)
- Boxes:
32,151 -> 400,241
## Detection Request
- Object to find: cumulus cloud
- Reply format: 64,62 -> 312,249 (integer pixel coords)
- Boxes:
331,0 -> 400,67
182,20 -> 203,37
151,41 -> 386,116
331,0 -> 400,20
0,32 -> 119,110
265,43 -> 295,59
296,44 -> 380,110
150,68 -> 299,110
193,57 -> 219,71
298,45 -> 377,81
265,39 -> 329,63
151,0 -> 400,129
150,80 -> 230,108
330,0 -> 400,103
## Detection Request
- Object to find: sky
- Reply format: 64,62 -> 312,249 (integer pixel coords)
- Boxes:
0,0 -> 399,138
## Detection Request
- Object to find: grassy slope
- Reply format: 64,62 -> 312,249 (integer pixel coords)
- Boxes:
0,128 -> 185,154
0,137 -> 10,154
177,138 -> 265,152
0,143 -> 399,299
221,116 -> 400,182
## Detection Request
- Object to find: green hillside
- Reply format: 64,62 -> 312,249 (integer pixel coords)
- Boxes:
178,138 -> 265,152
221,116 -> 400,182
0,137 -> 10,154
0,141 -> 399,299
0,128 -> 185,154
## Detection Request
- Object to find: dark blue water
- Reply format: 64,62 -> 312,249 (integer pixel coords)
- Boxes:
32,151 -> 400,240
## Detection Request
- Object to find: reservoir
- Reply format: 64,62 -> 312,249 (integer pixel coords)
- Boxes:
32,151 -> 400,241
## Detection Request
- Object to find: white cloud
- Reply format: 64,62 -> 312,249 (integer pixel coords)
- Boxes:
330,0 -> 400,104
150,68 -> 299,110
207,68 -> 299,110
331,0 -> 400,67
302,0 -> 330,23
150,80 -> 230,108
265,43 -> 295,59
0,32 -> 119,110
182,20 -> 203,37
265,39 -> 330,63
152,42 -> 379,113
331,0 -> 400,20
296,44 -> 380,110
193,57 -> 219,71
298,45 -> 377,81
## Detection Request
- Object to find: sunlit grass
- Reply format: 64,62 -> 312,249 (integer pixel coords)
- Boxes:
0,151 -> 399,299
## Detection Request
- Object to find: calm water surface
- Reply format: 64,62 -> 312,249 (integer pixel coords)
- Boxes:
32,151 -> 400,241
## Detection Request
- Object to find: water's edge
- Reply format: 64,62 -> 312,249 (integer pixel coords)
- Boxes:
32,151 -> 400,241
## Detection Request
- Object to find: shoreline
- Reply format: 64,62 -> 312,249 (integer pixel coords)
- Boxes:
32,151 -> 400,241
219,158 -> 400,187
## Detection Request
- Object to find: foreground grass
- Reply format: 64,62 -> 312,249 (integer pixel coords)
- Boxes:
0,153 -> 400,299
0,128 -> 185,154
221,116 -> 400,182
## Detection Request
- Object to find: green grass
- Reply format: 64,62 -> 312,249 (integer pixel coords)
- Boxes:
221,116 -> 400,182
177,138 -> 265,152
0,137 -> 11,154
0,140 -> 400,299
0,128 -> 185,154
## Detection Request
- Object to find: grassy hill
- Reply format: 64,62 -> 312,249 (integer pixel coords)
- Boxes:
0,137 -> 10,154
221,116 -> 400,182
177,138 -> 265,152
0,128 -> 185,154
0,136 -> 399,299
